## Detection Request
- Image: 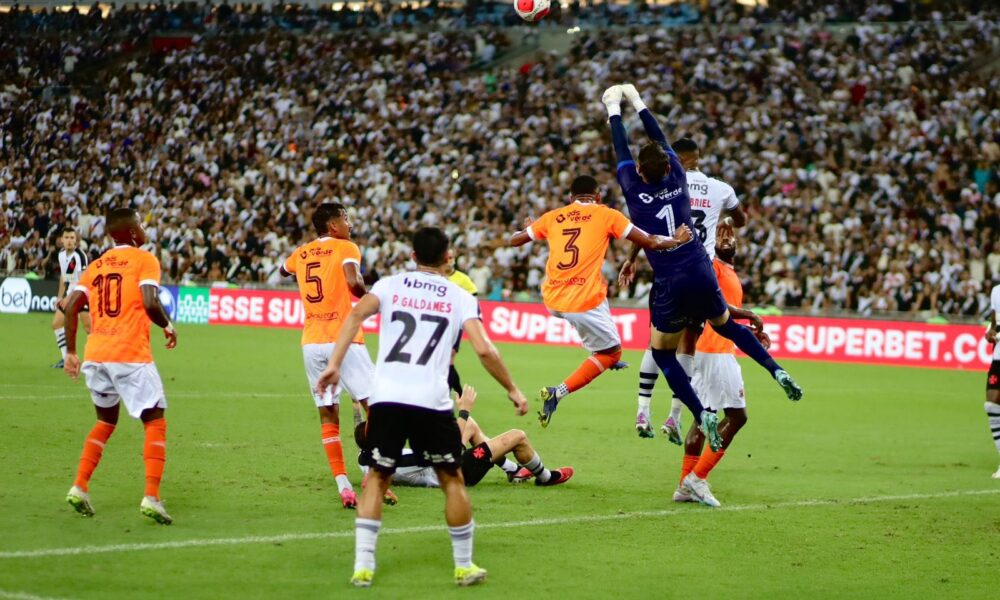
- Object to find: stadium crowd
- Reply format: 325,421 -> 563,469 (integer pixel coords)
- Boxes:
1,1 -> 999,319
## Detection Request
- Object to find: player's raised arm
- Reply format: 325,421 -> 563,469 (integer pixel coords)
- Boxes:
621,84 -> 674,155
463,318 -> 528,416
317,293 -> 380,396
510,215 -> 545,248
626,224 -> 692,251
455,384 -> 477,446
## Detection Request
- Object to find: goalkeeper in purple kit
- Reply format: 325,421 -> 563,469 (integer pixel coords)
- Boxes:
602,84 -> 802,452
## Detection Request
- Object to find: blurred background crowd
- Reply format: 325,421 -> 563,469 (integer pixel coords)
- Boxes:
1,0 -> 998,320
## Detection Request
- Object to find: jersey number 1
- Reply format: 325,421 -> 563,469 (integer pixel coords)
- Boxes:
385,311 -> 449,365
91,274 -> 123,317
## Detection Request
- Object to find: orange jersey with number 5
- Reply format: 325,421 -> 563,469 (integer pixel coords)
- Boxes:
75,245 -> 161,363
284,237 -> 365,346
697,260 -> 743,354
528,202 -> 634,313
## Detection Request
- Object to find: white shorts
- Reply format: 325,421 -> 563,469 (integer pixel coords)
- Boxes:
691,352 -> 746,411
303,343 -> 375,406
549,301 -> 621,352
81,362 -> 167,419
392,466 -> 440,488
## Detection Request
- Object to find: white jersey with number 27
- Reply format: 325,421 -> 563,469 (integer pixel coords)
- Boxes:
368,270 -> 480,411
686,170 -> 740,260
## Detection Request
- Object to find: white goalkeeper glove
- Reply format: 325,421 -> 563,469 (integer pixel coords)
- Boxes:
621,83 -> 647,112
602,85 -> 623,117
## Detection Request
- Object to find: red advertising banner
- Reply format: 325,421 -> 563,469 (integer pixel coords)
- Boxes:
206,288 -> 990,370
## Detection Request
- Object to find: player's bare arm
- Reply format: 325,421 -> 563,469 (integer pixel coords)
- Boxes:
316,293 -> 380,395
62,289 -> 88,378
463,318 -> 528,415
343,262 -> 367,298
141,285 -> 177,349
456,384 -> 477,446
988,311 -> 997,345
723,204 -> 748,228
627,223 -> 691,251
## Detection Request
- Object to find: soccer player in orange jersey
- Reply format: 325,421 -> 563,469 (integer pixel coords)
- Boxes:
281,203 -> 375,509
673,223 -> 766,508
62,208 -> 178,525
509,175 -> 692,427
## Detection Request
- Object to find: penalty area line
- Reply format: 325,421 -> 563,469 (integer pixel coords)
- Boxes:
0,589 -> 74,600
1,488 -> 997,560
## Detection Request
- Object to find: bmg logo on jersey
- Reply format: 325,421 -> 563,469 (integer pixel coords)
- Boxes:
403,277 -> 448,297
0,277 -> 31,314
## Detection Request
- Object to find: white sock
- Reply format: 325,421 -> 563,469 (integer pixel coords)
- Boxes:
523,453 -> 551,483
637,397 -> 651,419
987,402 -> 1000,453
449,520 -> 475,568
638,349 -> 658,414
676,353 -> 694,376
500,458 -> 518,474
335,474 -> 352,493
55,328 -> 67,359
555,383 -> 569,399
355,518 -> 381,572
669,397 -> 684,424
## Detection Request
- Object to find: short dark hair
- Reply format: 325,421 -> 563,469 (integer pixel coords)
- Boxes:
61,227 -> 77,235
638,143 -> 670,182
312,203 -> 346,235
672,138 -> 699,154
107,208 -> 138,233
412,227 -> 450,267
570,175 -> 599,196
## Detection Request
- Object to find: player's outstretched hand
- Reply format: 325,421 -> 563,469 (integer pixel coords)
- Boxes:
164,325 -> 178,349
618,259 -> 637,288
457,384 -> 477,412
316,366 -> 341,397
64,353 -> 81,379
756,328 -> 772,350
508,388 -> 529,416
621,83 -> 640,103
602,85 -> 623,112
987,329 -> 997,345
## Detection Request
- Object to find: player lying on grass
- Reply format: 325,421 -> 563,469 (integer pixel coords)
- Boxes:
507,174 -> 692,427
356,385 -> 573,488
603,83 -> 802,451
281,203 -> 375,509
669,223 -> 758,507
315,227 -> 529,587
63,208 -> 178,525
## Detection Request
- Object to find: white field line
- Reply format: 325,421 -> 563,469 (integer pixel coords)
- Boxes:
1,488 -> 997,561
0,590 -> 73,600
0,392 -> 298,400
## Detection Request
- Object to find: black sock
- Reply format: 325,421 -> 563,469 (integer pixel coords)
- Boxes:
650,348 -> 704,425
712,318 -> 781,376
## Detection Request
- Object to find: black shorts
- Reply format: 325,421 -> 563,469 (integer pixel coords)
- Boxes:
460,442 -> 494,487
365,403 -> 464,475
987,361 -> 1000,391
649,258 -> 727,334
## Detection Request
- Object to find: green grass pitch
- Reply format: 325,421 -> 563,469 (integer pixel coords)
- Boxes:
0,314 -> 997,599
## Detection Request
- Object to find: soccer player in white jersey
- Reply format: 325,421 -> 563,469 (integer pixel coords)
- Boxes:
316,227 -> 529,588
52,228 -> 91,368
983,284 -> 1000,479
620,136 -> 766,440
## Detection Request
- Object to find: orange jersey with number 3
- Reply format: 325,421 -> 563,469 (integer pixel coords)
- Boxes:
697,260 -> 743,354
284,237 -> 365,346
76,245 -> 161,363
528,202 -> 634,313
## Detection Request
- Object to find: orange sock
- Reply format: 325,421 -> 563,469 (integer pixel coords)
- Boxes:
679,454 -> 699,484
142,418 -> 167,498
74,420 -> 116,492
564,352 -> 620,393
321,423 -> 347,478
693,447 -> 726,480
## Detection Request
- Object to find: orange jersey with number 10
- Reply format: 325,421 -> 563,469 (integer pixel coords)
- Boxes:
528,202 -> 634,313
284,237 -> 365,346
697,260 -> 743,355
75,245 -> 161,364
